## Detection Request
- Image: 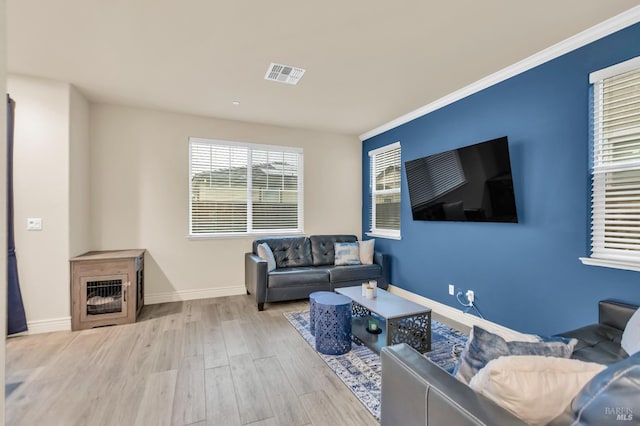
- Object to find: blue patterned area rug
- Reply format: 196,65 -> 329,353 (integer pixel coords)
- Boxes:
284,310 -> 468,420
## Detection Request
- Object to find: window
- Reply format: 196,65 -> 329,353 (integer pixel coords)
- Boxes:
368,142 -> 401,239
580,56 -> 640,272
189,138 -> 303,237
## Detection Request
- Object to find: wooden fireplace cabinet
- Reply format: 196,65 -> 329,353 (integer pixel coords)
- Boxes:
70,249 -> 145,331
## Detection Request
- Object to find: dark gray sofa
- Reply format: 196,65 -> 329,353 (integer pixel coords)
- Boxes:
244,234 -> 389,311
380,299 -> 638,426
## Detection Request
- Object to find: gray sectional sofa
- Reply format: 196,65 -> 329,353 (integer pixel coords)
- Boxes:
245,234 -> 389,311
380,299 -> 639,426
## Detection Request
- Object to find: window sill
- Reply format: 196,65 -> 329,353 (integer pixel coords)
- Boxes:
366,232 -> 401,241
579,257 -> 640,273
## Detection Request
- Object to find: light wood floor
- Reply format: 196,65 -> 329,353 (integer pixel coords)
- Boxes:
6,295 -> 380,426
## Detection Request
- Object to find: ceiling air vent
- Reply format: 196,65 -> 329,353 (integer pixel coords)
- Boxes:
264,63 -> 306,85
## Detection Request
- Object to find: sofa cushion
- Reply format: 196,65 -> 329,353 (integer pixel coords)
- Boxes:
309,235 -> 357,266
455,326 -> 577,384
267,267 -> 330,288
599,299 -> 638,331
329,264 -> 382,283
561,323 -> 628,364
254,236 -> 312,268
469,355 -> 606,426
558,351 -> 640,425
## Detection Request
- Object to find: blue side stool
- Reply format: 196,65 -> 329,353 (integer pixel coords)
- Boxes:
314,293 -> 352,355
309,291 -> 334,336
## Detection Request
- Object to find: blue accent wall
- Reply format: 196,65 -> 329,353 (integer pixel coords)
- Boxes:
362,23 -> 640,335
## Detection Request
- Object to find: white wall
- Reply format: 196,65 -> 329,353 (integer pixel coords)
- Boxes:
90,104 -> 362,301
69,85 -> 91,257
7,75 -> 90,329
3,84 -> 360,327
1,0 -> 8,420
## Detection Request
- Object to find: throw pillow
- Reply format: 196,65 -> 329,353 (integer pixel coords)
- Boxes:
452,325 -> 563,379
454,326 -> 577,384
621,307 -> 640,355
469,355 -> 606,426
257,243 -> 276,271
559,351 -> 640,425
334,242 -> 361,266
358,239 -> 375,265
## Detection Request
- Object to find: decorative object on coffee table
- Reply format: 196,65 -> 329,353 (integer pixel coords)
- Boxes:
367,317 -> 382,334
309,290 -> 333,335
314,293 -> 352,355
336,285 -> 432,353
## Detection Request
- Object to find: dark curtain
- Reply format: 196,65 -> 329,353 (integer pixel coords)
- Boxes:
7,95 -> 27,335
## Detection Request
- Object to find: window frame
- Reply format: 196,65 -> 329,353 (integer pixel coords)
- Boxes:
580,56 -> 640,272
366,141 -> 402,240
188,137 -> 304,239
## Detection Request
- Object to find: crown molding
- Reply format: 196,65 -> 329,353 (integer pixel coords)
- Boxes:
359,6 -> 640,141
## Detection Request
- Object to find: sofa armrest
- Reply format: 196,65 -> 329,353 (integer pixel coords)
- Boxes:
598,299 -> 638,331
381,344 -> 526,426
374,251 -> 390,288
245,253 -> 268,309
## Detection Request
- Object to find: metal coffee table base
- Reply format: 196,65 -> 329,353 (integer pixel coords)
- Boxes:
352,302 -> 431,354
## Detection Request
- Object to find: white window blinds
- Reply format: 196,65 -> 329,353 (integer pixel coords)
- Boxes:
369,142 -> 401,239
189,138 -> 303,236
582,56 -> 640,271
405,150 -> 466,206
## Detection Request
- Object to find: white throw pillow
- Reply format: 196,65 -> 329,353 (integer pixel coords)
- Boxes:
469,355 -> 606,426
621,307 -> 640,355
358,239 -> 375,265
257,243 -> 276,271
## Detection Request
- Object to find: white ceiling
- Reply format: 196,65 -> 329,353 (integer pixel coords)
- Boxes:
7,1 -> 640,136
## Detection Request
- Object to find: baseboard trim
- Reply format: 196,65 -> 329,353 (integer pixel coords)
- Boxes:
145,285 -> 246,305
24,316 -> 72,334
388,285 -> 525,340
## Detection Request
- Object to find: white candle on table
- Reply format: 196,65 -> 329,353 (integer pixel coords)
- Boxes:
369,280 -> 377,297
365,286 -> 374,299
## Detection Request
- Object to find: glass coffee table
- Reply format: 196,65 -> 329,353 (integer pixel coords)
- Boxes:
335,286 -> 432,353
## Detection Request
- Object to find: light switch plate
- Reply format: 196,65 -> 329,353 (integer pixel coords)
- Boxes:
27,218 -> 43,231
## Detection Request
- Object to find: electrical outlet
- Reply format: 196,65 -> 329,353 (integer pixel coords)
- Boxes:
448,284 -> 455,296
466,290 -> 475,304
27,218 -> 43,231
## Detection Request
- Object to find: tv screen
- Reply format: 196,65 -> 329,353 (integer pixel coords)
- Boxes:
405,136 -> 518,223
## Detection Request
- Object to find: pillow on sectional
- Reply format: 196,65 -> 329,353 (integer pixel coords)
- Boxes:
334,242 -> 361,266
621,306 -> 640,355
358,239 -> 375,265
469,355 -> 606,426
555,351 -> 640,425
452,326 -> 558,379
257,242 -> 276,271
455,326 -> 578,384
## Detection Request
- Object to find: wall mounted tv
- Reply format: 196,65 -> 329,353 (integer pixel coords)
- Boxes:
405,136 -> 518,223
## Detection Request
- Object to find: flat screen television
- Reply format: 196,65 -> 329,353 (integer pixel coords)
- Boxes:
405,136 -> 518,222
